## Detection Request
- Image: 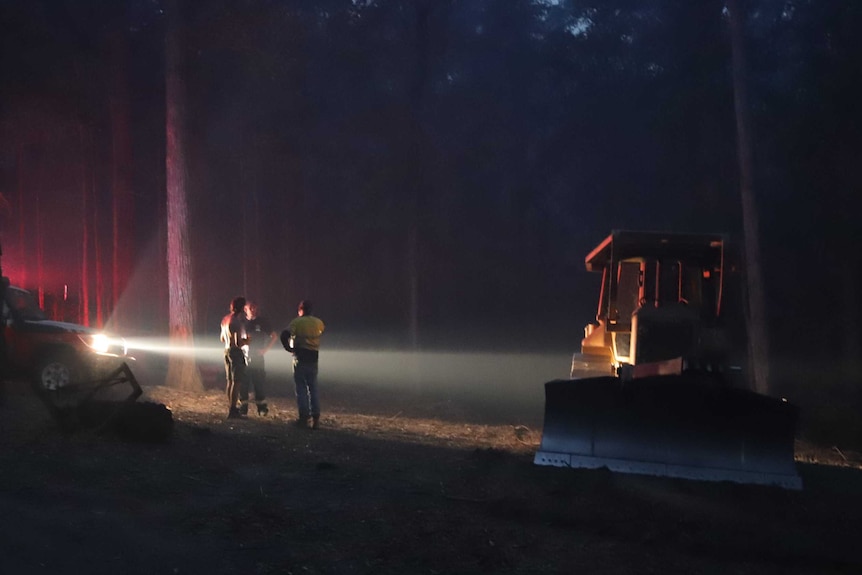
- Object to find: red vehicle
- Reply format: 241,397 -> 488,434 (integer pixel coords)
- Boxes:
2,283 -> 132,390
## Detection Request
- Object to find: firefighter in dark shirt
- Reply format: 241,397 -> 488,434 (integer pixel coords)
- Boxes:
243,301 -> 277,416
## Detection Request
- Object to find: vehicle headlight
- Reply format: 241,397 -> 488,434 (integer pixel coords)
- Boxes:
79,333 -> 127,355
89,333 -> 111,353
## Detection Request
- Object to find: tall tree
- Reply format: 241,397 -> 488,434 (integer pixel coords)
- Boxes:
0,192 -> 8,388
165,0 -> 202,391
79,126 -> 91,326
108,26 -> 135,331
92,159 -> 104,328
15,143 -> 27,289
35,175 -> 44,310
728,0 -> 770,394
404,0 -> 452,348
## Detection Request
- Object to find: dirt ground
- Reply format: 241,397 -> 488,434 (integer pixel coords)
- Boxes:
2,369 -> 862,575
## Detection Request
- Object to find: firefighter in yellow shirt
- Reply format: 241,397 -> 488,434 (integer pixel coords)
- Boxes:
281,300 -> 325,429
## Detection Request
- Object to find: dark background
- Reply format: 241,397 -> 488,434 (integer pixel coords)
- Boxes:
1,1 -> 860,390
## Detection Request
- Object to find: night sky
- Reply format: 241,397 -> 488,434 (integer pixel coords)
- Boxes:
1,1 -> 860,393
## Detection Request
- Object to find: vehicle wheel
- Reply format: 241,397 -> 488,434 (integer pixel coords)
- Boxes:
36,353 -> 78,391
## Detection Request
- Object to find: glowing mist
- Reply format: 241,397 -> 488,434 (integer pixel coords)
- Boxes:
124,335 -> 569,422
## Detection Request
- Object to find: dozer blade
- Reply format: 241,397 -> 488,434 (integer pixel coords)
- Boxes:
534,374 -> 802,490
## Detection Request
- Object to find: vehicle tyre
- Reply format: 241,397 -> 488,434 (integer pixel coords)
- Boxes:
35,352 -> 79,391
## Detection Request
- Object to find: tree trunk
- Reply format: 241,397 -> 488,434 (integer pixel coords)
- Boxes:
240,154 -> 249,295
728,0 -> 770,395
92,169 -> 104,328
246,152 -> 261,299
165,0 -> 202,391
16,144 -> 27,288
35,185 -> 44,311
79,126 -> 90,327
0,193 -> 7,386
109,28 -> 134,331
406,1 -> 433,354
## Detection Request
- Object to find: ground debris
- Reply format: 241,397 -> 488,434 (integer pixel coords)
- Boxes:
3,382 -> 862,574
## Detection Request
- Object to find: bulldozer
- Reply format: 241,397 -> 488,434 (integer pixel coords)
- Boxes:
534,230 -> 802,489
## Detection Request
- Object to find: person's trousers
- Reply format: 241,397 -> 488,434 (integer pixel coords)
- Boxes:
293,361 -> 319,419
245,356 -> 267,405
225,348 -> 248,409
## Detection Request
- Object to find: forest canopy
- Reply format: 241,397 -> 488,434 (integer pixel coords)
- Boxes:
0,0 -> 859,366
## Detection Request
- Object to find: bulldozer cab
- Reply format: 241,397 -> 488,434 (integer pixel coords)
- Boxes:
581,230 -> 734,374
604,257 -> 718,328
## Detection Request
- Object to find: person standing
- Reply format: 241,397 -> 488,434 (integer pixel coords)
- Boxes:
220,296 -> 250,419
281,300 -> 325,429
244,301 -> 277,416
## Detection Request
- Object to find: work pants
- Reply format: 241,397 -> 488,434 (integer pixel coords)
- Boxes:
225,347 -> 248,410
244,354 -> 267,406
293,361 -> 319,419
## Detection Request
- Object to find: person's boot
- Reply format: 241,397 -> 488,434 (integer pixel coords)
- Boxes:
311,415 -> 320,430
227,407 -> 244,419
239,401 -> 249,416
295,417 -> 309,429
256,402 -> 269,416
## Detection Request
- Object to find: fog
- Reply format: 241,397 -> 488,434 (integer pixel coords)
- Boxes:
126,334 -> 572,425
3,1 -> 860,439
